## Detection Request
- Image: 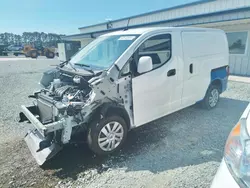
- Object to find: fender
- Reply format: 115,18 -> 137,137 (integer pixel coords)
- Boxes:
89,102 -> 131,129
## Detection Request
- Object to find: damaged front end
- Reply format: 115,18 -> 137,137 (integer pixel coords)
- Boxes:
19,62 -> 133,165
18,67 -> 101,165
18,34 -> 137,165
19,103 -> 68,165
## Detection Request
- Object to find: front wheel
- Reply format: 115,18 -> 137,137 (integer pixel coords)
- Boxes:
87,116 -> 128,155
201,85 -> 220,110
30,50 -> 38,58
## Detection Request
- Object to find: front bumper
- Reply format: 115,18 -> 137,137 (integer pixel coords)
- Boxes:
19,105 -> 65,165
19,105 -> 65,136
211,158 -> 239,188
24,129 -> 62,165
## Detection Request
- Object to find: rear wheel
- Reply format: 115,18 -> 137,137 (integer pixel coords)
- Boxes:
201,85 -> 220,109
87,116 -> 128,155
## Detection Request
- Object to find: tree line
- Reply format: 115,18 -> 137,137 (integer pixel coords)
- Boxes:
0,32 -> 66,47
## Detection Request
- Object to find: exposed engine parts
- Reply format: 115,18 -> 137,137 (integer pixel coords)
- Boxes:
54,85 -> 71,97
30,70 -> 95,127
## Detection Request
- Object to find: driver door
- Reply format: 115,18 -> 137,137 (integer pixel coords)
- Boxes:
132,33 -> 178,127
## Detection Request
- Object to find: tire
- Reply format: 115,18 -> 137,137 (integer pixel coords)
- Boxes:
87,116 -> 128,155
30,50 -> 38,58
46,51 -> 55,59
201,85 -> 220,110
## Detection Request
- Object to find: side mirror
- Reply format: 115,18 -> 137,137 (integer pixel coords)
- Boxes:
137,56 -> 153,74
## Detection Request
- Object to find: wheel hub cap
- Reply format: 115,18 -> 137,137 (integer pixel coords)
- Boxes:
209,89 -> 219,107
98,121 -> 124,151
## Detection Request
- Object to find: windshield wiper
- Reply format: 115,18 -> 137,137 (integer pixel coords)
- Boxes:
59,60 -> 77,72
74,63 -> 95,75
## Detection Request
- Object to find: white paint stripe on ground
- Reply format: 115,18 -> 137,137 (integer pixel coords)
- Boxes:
0,57 -> 58,61
229,75 -> 250,84
0,58 -> 31,61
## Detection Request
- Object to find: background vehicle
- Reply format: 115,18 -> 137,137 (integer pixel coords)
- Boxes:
0,43 -> 8,56
18,27 -> 229,165
2,44 -> 24,56
22,44 -> 55,58
2,43 -> 56,58
6,44 -> 23,52
211,103 -> 250,188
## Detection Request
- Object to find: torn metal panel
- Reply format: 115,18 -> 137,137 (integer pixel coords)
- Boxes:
24,129 -> 62,166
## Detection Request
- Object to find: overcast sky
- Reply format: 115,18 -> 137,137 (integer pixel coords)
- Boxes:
0,0 -> 195,35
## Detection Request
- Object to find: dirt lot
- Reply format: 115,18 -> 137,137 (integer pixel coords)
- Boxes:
0,58 -> 250,188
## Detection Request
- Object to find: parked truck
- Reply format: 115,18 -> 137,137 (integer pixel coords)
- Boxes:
18,27 -> 229,165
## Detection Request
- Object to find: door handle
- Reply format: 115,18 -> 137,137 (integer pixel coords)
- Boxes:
167,69 -> 176,77
189,64 -> 193,74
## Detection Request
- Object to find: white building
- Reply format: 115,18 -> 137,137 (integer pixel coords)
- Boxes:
64,0 -> 250,76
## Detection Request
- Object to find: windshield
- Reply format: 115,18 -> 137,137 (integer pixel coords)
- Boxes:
69,35 -> 139,70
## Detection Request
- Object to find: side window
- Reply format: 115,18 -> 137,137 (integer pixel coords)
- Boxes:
119,34 -> 171,78
138,34 -> 171,69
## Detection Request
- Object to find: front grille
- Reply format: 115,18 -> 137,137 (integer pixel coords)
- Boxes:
37,98 -> 53,124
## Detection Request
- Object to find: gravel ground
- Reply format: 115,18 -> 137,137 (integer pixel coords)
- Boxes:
0,58 -> 250,188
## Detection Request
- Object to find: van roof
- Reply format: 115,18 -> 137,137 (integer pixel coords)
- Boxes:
102,27 -> 223,36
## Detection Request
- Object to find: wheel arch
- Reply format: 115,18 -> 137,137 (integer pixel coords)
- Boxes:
88,102 -> 131,130
198,78 -> 223,104
210,79 -> 222,93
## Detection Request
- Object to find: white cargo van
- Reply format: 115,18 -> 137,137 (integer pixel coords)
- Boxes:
19,27 -> 229,165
